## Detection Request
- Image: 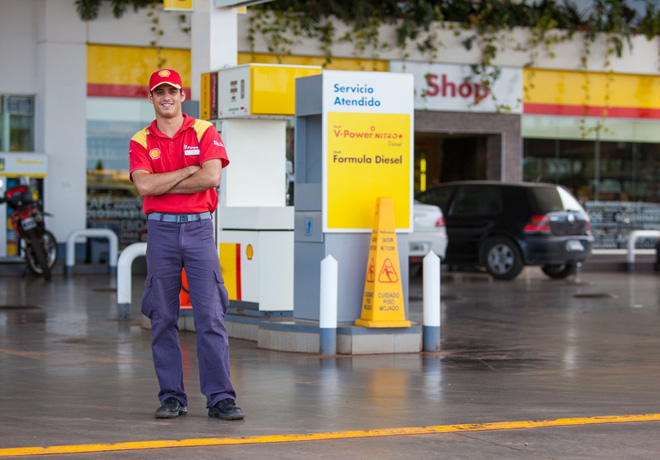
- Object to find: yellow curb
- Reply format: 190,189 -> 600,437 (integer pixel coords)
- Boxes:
2,413 -> 660,457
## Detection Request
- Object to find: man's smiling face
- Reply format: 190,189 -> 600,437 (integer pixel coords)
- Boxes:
149,84 -> 185,119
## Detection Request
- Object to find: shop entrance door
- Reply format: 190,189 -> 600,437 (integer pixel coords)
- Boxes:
414,133 -> 488,194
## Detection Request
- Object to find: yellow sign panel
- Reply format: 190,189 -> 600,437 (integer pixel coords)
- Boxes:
217,65 -> 321,117
163,0 -> 193,10
326,112 -> 411,230
524,68 -> 660,107
356,197 -> 410,328
250,66 -> 321,116
219,243 -> 241,301
87,44 -> 190,88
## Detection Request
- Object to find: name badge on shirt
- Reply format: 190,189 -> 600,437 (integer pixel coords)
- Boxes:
184,148 -> 200,156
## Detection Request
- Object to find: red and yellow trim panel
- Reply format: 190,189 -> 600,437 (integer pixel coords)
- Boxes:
88,45 -> 659,121
87,46 -> 382,99
523,68 -> 660,119
87,44 -> 191,98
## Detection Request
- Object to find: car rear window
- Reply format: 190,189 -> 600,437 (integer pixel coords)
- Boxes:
530,186 -> 585,213
450,186 -> 503,216
416,186 -> 455,213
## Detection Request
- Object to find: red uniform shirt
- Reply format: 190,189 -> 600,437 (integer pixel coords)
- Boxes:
129,114 -> 229,214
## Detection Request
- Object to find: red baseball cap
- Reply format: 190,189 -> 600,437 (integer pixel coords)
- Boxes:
149,69 -> 182,92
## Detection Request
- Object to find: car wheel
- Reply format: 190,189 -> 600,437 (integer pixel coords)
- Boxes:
541,263 -> 576,279
481,237 -> 524,280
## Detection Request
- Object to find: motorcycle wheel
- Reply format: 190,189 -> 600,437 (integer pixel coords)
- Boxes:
26,230 -> 58,280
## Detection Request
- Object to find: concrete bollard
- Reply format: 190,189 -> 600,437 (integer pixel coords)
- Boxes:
117,243 -> 147,320
423,251 -> 441,352
319,255 -> 338,355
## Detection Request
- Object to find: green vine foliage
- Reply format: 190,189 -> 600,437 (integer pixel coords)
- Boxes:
75,1 -> 660,65
75,0 -> 157,21
244,1 -> 660,124
74,1 -> 660,62
76,1 -> 660,132
75,0 -> 191,68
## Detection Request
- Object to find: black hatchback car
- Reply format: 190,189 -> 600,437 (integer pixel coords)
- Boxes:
415,181 -> 594,280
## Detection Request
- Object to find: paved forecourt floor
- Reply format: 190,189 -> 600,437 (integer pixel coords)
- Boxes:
1,266 -> 660,458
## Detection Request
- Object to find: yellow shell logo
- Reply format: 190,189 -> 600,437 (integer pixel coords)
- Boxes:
149,148 -> 161,159
158,70 -> 171,77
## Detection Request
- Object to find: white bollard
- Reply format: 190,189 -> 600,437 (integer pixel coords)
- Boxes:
65,228 -> 119,275
423,251 -> 441,352
626,230 -> 660,271
117,243 -> 147,320
319,255 -> 338,355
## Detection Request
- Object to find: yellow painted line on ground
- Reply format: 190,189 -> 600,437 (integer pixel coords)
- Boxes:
2,414 -> 660,457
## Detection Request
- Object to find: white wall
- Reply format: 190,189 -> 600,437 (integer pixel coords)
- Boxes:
191,0 -> 237,101
0,0 -> 39,93
237,12 -> 660,75
86,2 -> 192,48
0,0 -> 238,247
37,0 -> 87,241
0,1 -> 195,244
0,0 -> 86,242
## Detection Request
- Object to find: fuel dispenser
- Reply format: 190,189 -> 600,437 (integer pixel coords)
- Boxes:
293,70 -> 415,325
202,64 -> 321,313
0,152 -> 47,260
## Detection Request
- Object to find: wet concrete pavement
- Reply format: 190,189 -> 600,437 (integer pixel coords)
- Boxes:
1,266 -> 660,458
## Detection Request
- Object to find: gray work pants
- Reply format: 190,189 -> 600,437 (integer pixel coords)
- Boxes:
142,218 -> 236,408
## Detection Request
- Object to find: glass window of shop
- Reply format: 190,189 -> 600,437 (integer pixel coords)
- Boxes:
86,98 -> 154,250
523,136 -> 660,249
0,95 -> 35,152
523,138 -> 660,203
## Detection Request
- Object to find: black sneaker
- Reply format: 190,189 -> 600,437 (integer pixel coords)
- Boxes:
208,398 -> 245,420
155,397 -> 187,419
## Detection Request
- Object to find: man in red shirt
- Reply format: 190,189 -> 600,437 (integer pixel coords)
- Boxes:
129,69 -> 244,421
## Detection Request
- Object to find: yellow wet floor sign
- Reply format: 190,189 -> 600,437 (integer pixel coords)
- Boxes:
356,197 -> 411,328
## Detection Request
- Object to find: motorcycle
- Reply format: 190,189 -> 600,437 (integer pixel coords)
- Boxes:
0,183 -> 58,280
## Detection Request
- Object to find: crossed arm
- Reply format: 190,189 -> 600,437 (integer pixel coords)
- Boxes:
131,159 -> 222,196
